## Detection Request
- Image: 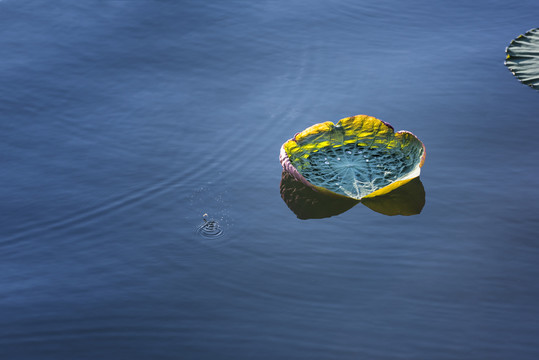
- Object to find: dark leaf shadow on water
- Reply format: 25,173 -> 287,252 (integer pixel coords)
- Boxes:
279,171 -> 425,219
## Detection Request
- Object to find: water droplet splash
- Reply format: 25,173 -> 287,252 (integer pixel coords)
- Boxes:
197,214 -> 224,239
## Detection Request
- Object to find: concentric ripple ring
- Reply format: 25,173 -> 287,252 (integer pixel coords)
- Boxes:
196,219 -> 224,239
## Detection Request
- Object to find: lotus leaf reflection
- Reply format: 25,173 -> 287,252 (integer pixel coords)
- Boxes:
280,170 -> 425,219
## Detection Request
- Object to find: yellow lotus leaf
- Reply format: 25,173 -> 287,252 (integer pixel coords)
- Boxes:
279,115 -> 426,200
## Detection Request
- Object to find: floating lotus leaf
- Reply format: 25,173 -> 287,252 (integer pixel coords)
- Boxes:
279,115 -> 426,200
505,28 -> 539,90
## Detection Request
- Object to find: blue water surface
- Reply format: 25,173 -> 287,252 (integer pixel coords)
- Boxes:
2,1 -> 539,359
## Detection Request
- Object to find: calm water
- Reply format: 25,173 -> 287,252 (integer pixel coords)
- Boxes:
2,1 -> 539,359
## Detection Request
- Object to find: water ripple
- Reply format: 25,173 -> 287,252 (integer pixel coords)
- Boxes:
196,216 -> 224,239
